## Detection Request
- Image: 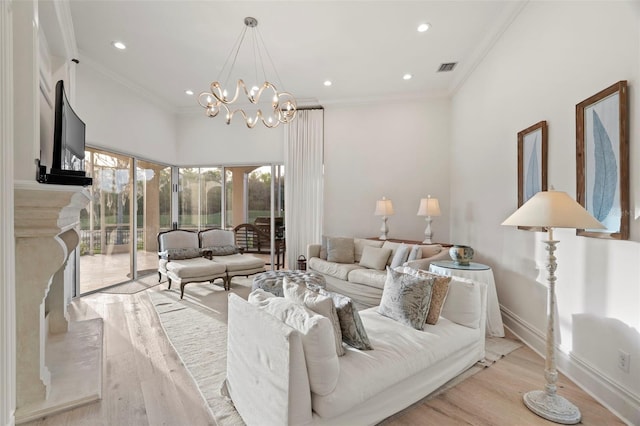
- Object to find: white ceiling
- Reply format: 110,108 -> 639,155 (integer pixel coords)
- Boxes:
64,1 -> 525,112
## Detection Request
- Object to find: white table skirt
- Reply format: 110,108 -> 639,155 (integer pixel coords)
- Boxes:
429,264 -> 505,337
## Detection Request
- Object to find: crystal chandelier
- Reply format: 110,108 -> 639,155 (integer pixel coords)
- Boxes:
198,17 -> 297,129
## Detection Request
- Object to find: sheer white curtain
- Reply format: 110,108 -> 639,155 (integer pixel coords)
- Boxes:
284,108 -> 324,269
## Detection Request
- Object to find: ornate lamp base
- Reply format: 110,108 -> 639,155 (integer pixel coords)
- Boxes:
524,390 -> 581,425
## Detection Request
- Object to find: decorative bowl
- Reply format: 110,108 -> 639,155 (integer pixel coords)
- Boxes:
449,245 -> 474,266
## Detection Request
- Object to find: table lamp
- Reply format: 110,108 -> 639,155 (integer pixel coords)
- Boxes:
502,190 -> 604,424
417,195 -> 441,244
374,197 -> 394,240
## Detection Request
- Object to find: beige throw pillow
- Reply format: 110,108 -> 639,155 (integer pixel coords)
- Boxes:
359,246 -> 392,270
326,237 -> 355,264
283,278 -> 344,356
400,267 -> 452,325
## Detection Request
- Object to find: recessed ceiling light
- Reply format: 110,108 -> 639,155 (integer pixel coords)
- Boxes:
185,90 -> 194,96
417,23 -> 430,33
112,41 -> 126,50
403,73 -> 412,80
324,80 -> 332,87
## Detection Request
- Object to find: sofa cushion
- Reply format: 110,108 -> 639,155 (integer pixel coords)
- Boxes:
399,267 -> 452,325
160,247 -> 202,260
347,268 -> 387,290
199,228 -> 235,247
318,289 -> 372,350
441,277 -> 482,329
354,238 -> 384,262
389,244 -> 410,268
248,289 -> 340,396
319,235 -> 328,260
326,237 -> 355,264
165,257 -> 226,279
358,246 -> 391,270
201,245 -> 240,256
418,244 -> 443,259
283,279 -> 344,357
211,253 -> 264,272
407,244 -> 423,261
378,268 -> 435,330
380,241 -> 405,266
308,257 -> 363,281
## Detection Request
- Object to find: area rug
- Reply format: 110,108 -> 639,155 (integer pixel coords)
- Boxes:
100,273 -> 161,294
148,280 -> 521,426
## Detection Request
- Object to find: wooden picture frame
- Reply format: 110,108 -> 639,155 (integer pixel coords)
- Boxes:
576,81 -> 629,240
517,120 -> 548,231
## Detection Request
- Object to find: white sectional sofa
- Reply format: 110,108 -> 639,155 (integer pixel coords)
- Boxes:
307,237 -> 449,307
225,276 -> 488,425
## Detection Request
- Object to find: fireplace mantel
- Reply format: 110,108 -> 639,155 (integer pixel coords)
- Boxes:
14,180 -> 102,423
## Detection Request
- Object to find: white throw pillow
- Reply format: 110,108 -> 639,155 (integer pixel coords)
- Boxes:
389,244 -> 410,268
440,277 -> 482,329
247,289 -> 340,395
407,244 -> 423,262
283,278 -> 344,356
359,246 -> 392,270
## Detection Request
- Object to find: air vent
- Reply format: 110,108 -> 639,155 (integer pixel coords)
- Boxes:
437,62 -> 457,72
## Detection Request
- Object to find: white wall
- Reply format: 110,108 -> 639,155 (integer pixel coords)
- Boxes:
76,64 -> 177,164
451,1 -> 640,422
176,112 -> 284,166
323,98 -> 451,242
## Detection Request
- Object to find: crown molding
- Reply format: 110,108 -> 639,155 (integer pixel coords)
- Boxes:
79,51 -> 178,115
53,0 -> 78,59
448,0 -> 528,96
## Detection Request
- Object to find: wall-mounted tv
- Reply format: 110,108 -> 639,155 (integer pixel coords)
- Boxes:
37,80 -> 92,186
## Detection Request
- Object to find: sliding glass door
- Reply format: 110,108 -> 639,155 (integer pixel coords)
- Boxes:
79,149 -> 133,293
135,159 -> 172,277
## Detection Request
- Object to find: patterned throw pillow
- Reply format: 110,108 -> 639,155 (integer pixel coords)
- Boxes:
318,289 -> 372,350
378,267 -> 435,330
160,247 -> 202,260
201,245 -> 240,256
400,267 -> 452,325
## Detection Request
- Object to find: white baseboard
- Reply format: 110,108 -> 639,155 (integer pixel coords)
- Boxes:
501,306 -> 639,426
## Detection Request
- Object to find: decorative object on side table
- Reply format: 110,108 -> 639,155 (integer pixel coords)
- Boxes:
416,195 -> 441,243
502,190 -> 604,424
374,196 -> 394,240
576,80 -> 629,240
448,244 -> 474,266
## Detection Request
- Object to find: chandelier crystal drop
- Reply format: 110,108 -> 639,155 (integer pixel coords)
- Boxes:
198,17 -> 297,129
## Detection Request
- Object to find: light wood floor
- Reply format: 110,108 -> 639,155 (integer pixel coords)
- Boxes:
25,286 -> 624,426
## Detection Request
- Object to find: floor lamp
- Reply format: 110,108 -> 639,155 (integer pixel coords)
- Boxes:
502,190 -> 604,424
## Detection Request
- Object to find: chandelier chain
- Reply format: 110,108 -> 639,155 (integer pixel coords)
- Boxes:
257,27 -> 285,92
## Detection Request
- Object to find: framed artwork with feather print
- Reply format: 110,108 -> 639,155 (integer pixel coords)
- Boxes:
517,120 -> 548,231
576,81 -> 629,240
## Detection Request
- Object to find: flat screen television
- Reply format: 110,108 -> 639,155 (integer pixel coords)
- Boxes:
37,80 -> 92,186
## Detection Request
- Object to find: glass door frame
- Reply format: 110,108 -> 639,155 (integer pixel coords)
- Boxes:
76,146 -> 174,296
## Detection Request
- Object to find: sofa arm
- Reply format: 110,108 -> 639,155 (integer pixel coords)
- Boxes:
307,244 -> 321,259
404,247 -> 450,271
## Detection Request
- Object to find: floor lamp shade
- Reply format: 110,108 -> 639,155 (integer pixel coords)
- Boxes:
502,190 -> 603,424
502,190 -> 604,230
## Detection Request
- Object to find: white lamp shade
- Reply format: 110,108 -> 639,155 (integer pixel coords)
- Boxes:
502,190 -> 605,229
417,197 -> 441,217
374,197 -> 394,216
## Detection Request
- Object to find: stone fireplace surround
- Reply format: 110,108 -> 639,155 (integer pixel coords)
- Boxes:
14,181 -> 103,423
